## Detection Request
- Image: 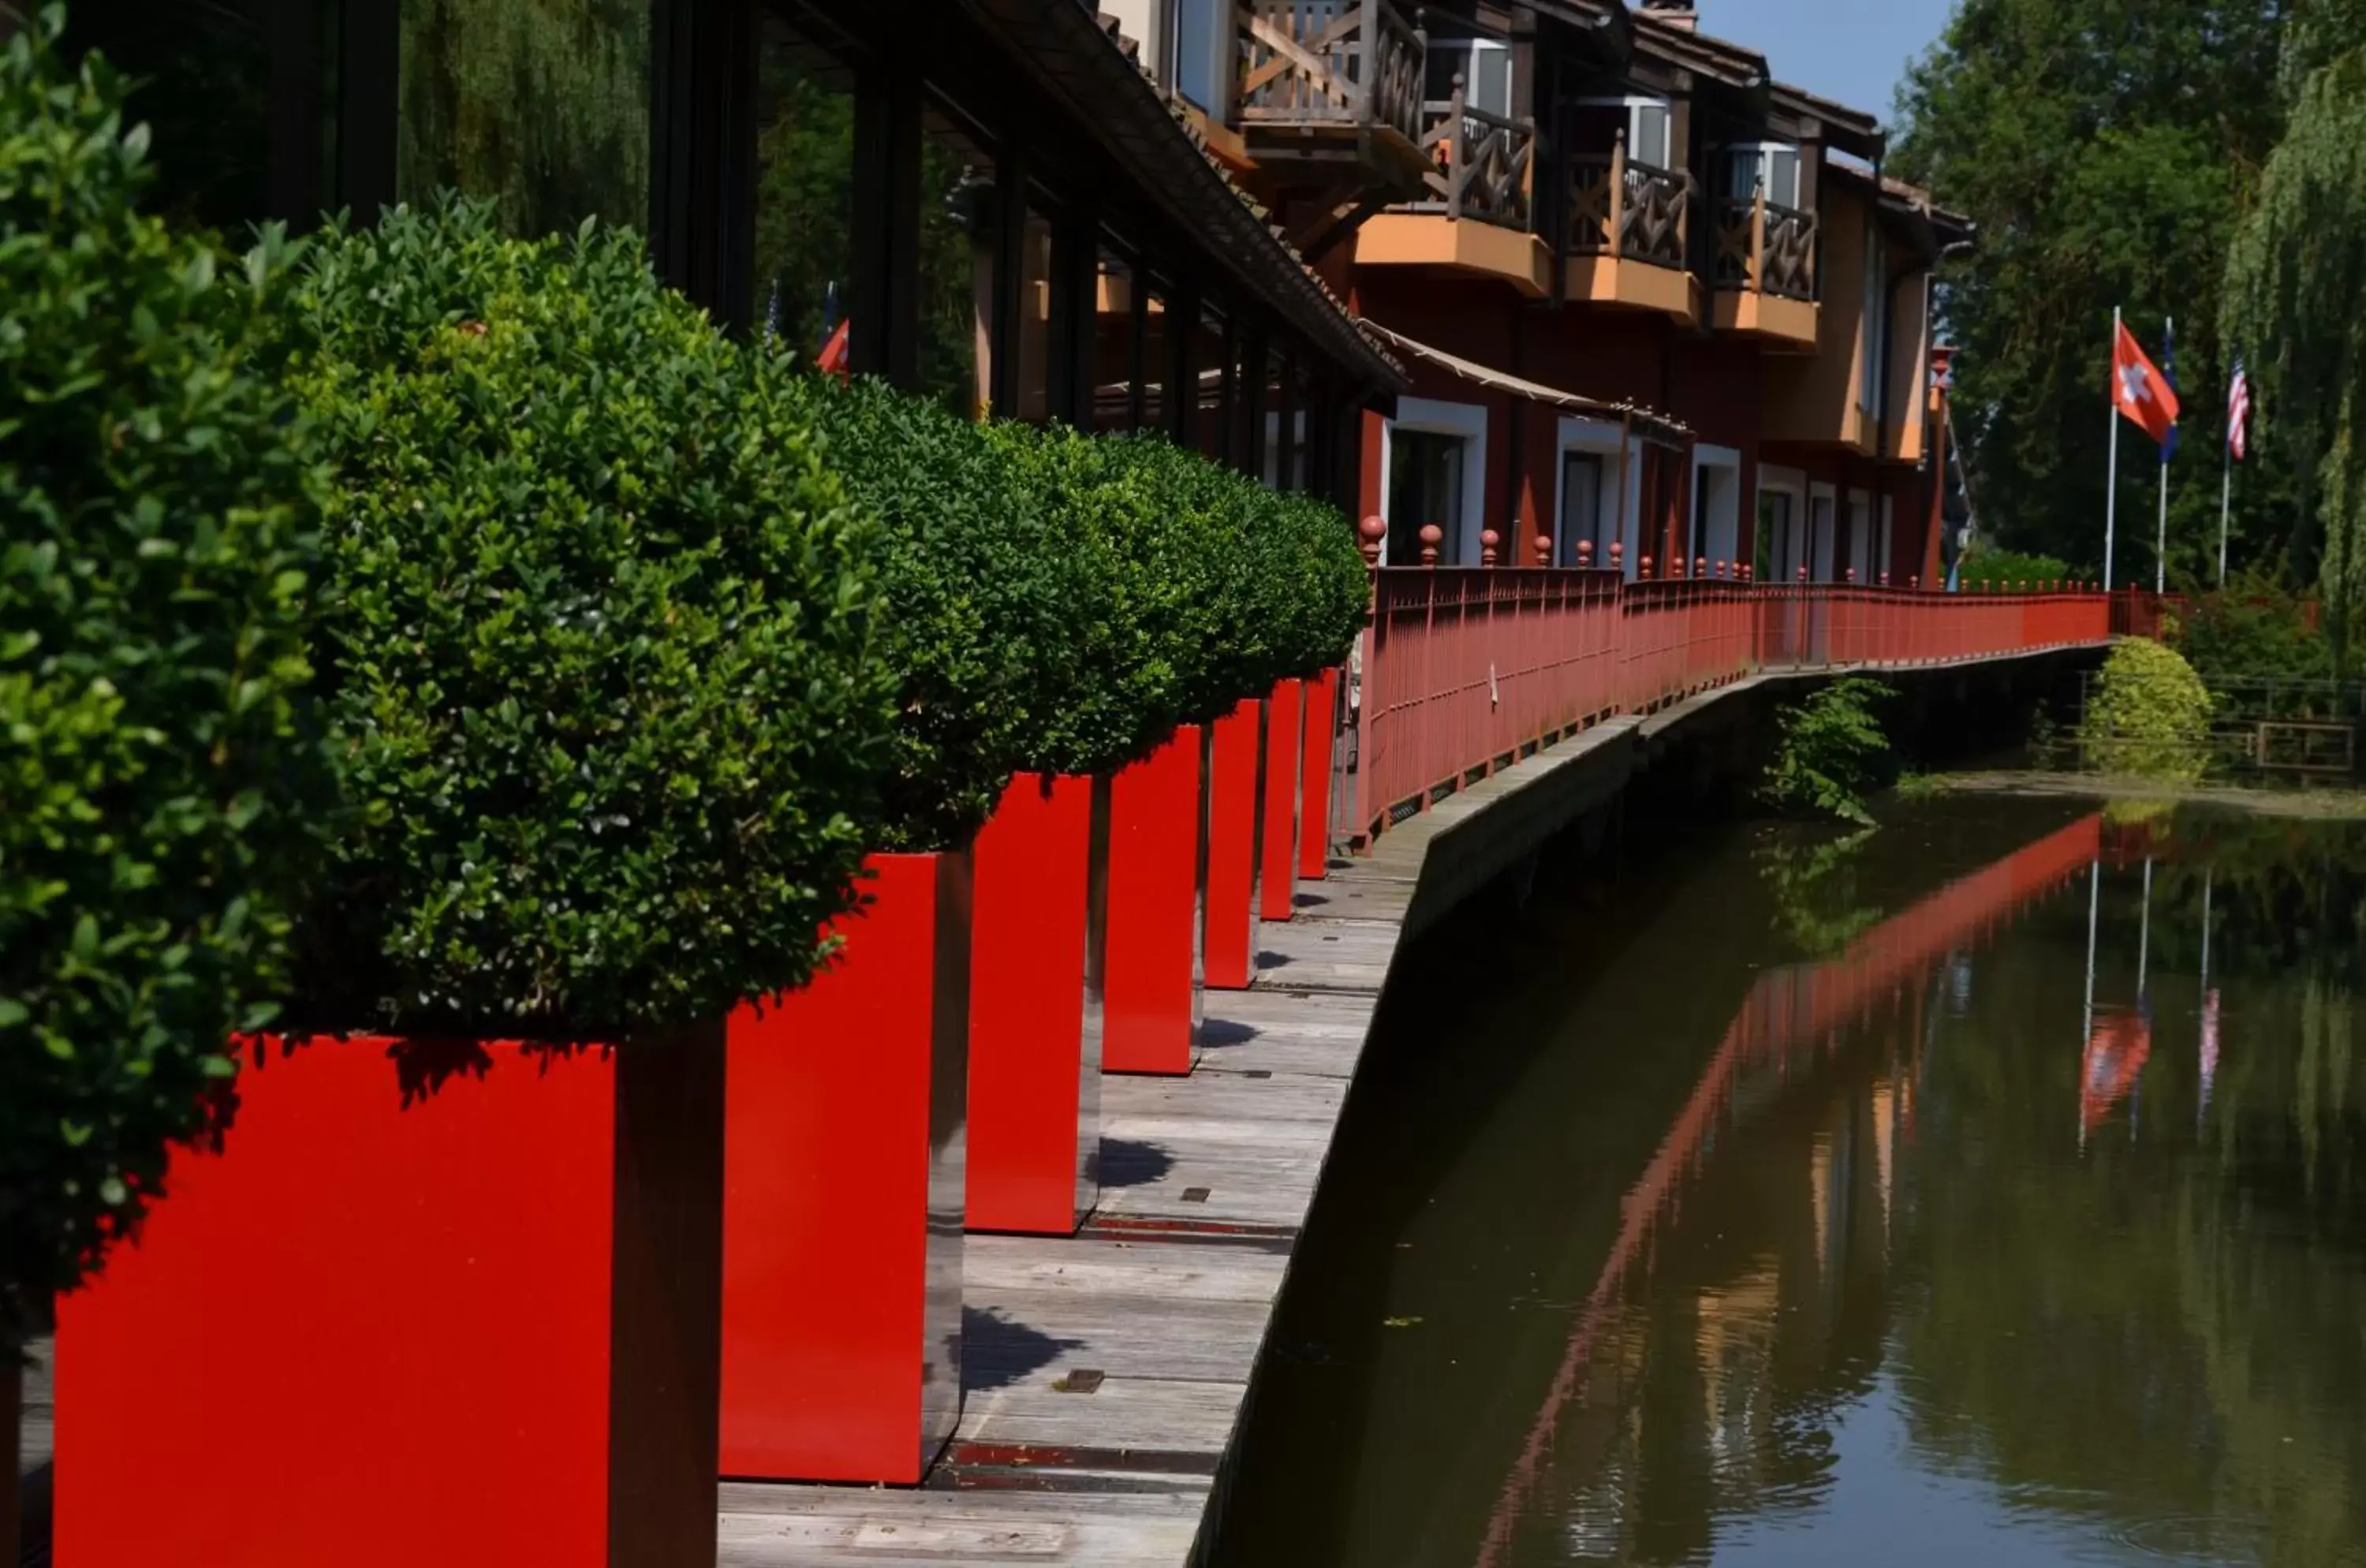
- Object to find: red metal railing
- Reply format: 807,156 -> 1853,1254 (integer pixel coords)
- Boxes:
1353,573 -> 2117,846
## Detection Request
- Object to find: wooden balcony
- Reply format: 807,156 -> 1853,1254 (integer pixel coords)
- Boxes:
1711,192 -> 1819,349
1562,147 -> 1697,324
1353,89 -> 1547,293
1235,0 -> 1433,200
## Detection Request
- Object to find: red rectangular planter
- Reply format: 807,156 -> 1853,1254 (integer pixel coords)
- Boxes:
1260,678 -> 1302,922
1202,696 -> 1265,991
1103,725 -> 1204,1074
722,851 -> 969,1484
965,772 -> 1110,1234
1300,667 -> 1339,881
55,1025 -> 726,1568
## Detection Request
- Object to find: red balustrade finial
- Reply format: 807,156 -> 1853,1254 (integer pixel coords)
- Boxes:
1419,524 -> 1443,566
1797,564 -> 1808,583
1845,566 -> 1857,584
1535,533 -> 1552,567
1741,562 -> 1753,582
1695,555 -> 1707,579
1981,578 -> 1991,592
1480,528 -> 1501,567
1879,570 -> 1890,586
1910,574 -> 1920,589
1714,560 -> 1727,580
1609,539 -> 1625,570
1641,554 -> 1655,578
1358,514 -> 1386,566
1577,538 -> 1595,567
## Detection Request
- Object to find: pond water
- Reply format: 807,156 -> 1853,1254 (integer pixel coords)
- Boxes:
1211,793 -> 2366,1568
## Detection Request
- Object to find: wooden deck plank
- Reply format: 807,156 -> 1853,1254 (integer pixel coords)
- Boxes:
718,1487 -> 1207,1566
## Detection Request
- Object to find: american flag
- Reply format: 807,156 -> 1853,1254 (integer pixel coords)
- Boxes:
2228,356 -> 2252,461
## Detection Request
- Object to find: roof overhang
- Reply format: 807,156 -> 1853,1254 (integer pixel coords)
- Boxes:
1360,319 -> 1689,443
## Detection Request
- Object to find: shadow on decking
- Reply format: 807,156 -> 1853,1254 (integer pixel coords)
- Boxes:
1194,1017 -> 1258,1049
961,1305 -> 1084,1393
1096,1137 -> 1176,1189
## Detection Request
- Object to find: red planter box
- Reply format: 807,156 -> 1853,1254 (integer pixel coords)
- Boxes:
54,1025 -> 726,1568
1300,667 -> 1338,881
722,852 -> 969,1484
965,773 -> 1110,1234
1260,678 -> 1302,922
1103,725 -> 1205,1074
1202,696 -> 1265,991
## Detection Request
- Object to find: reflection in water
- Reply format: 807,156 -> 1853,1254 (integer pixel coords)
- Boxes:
1213,800 -> 2366,1568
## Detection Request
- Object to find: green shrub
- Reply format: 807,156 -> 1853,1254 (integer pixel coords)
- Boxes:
1961,543 -> 2075,589
990,425 -> 1368,765
2077,638 -> 2215,780
780,373 -> 1106,850
1760,676 -> 1896,825
2181,576 -> 2336,682
283,196 -> 894,1036
1,15 -> 323,1339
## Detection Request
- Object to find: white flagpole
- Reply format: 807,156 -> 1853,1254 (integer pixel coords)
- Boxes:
2218,435 -> 2233,588
2155,315 -> 2173,594
2106,307 -> 2122,589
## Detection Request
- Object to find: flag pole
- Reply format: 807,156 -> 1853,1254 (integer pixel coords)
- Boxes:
2155,315 -> 2173,594
2217,431 -> 2232,588
2105,306 -> 2121,589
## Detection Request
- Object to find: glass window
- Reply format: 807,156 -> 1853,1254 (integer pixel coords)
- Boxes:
1426,39 -> 1512,116
68,1 -> 276,233
1767,147 -> 1801,208
1722,144 -> 1801,207
917,112 -> 992,417
397,0 -> 650,237
1630,103 -> 1671,170
751,21 -> 853,370
1092,250 -> 1136,433
1389,429 -> 1466,566
1560,451 -> 1605,565
1172,0 -> 1225,112
1810,491 -> 1837,581
1756,489 -> 1794,582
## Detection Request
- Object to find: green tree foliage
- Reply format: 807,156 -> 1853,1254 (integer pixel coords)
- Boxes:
2179,573 -> 2336,681
1893,0 -> 2293,581
397,0 -> 650,237
1,16 -> 323,1339
2077,637 -> 2215,778
1759,677 -> 1896,826
2222,0 -> 2366,648
284,198 -> 894,1036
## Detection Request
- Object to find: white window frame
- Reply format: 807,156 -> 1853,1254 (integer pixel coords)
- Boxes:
1576,94 -> 1674,170
1756,463 -> 1808,582
1720,140 -> 1801,207
1379,398 -> 1488,566
1690,442 -> 1743,573
1431,37 -> 1513,117
1554,415 -> 1646,577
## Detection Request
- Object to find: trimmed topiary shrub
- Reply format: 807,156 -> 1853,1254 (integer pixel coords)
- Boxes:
284,196 -> 894,1036
987,424 -> 1368,768
1,14 -> 324,1341
778,373 -> 1101,851
2078,638 -> 2215,780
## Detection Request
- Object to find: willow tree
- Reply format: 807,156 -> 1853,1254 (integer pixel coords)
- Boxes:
2224,0 -> 2366,642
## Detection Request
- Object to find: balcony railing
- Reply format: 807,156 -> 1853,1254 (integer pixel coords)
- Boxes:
1567,146 -> 1690,269
1714,191 -> 1818,300
1416,91 -> 1536,229
1236,0 -> 1426,147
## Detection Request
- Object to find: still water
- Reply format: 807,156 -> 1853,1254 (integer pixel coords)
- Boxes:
1212,795 -> 2366,1568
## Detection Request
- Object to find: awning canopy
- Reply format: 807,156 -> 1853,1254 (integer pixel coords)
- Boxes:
1358,320 -> 1691,445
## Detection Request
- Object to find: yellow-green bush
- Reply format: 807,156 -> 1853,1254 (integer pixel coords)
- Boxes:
2078,639 -> 2215,779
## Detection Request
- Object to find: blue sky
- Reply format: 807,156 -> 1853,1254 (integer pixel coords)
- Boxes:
1689,0 -> 1960,129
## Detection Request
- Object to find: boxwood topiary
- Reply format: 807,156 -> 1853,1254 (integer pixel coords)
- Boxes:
1,14 -> 324,1341
778,373 -> 1104,851
283,196 -> 894,1036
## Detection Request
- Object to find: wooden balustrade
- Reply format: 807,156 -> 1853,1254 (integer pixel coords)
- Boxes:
1567,145 -> 1690,268
1416,86 -> 1536,228
1714,190 -> 1817,299
1237,0 -> 1426,145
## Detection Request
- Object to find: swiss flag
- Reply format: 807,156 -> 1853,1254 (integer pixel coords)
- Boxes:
2111,319 -> 2179,446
